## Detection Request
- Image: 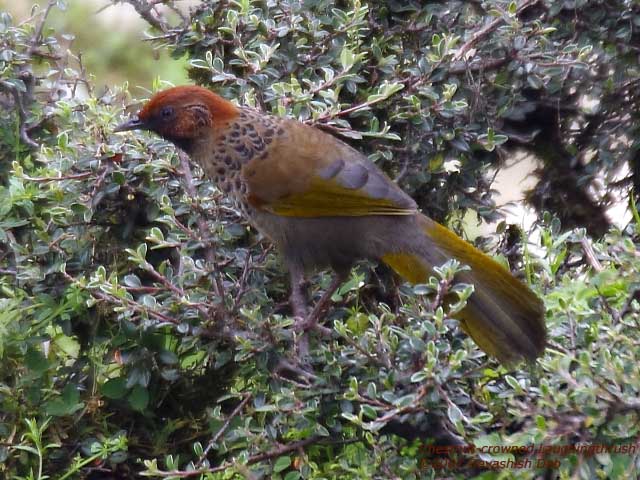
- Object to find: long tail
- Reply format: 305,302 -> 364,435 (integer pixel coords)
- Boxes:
381,214 -> 546,364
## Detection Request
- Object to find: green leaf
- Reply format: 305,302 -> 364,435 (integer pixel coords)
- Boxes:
123,274 -> 141,288
25,347 -> 49,375
193,441 -> 204,457
273,456 -> 291,473
101,377 -> 128,400
45,383 -> 83,416
410,370 -> 429,383
505,375 -> 524,393
447,403 -> 464,424
361,404 -> 377,419
471,412 -> 494,424
159,350 -> 179,365
147,227 -> 164,243
128,386 -> 149,411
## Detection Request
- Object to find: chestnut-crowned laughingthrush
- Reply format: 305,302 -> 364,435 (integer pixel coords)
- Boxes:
115,85 -> 546,364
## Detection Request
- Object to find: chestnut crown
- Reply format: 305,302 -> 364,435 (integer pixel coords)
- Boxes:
115,86 -> 239,149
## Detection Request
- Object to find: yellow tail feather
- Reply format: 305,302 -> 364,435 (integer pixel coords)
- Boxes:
382,214 -> 546,364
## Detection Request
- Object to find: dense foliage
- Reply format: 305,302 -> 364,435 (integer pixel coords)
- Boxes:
1,1 -> 639,479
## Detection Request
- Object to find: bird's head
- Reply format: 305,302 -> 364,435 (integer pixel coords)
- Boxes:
114,85 -> 239,151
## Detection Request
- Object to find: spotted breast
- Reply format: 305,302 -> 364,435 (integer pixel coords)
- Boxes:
194,107 -> 285,217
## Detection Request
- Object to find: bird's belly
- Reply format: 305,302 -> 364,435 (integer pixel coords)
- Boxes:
248,210 -> 417,273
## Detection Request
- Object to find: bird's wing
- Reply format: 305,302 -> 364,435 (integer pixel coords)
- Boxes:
242,120 -> 417,217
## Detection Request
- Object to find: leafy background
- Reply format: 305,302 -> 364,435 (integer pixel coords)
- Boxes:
0,1 -> 639,479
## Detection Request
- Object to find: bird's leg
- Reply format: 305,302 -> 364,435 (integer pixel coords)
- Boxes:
288,263 -> 308,319
301,273 -> 346,335
289,266 -> 346,360
288,265 -> 314,361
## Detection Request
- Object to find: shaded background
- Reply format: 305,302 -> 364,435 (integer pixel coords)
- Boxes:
1,1 -> 632,236
1,0 -> 190,88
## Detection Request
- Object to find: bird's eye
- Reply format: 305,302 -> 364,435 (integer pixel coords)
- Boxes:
160,106 -> 174,119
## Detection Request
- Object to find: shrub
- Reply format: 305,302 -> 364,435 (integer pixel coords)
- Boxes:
1,2 -> 639,479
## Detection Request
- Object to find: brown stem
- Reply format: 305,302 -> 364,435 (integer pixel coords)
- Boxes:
155,435 -> 323,477
125,0 -> 171,32
453,0 -> 540,62
197,393 -> 252,467
178,151 -> 227,319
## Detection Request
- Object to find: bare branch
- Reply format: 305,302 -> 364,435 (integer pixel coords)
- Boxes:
196,393 -> 252,467
178,151 -> 227,319
453,0 -> 540,62
29,0 -> 57,54
580,237 -> 603,272
123,0 -> 171,32
154,435 -> 324,477
0,80 -> 39,148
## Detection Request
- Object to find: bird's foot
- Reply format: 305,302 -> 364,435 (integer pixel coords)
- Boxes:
292,275 -> 344,359
293,318 -> 332,361
297,317 -> 332,336
300,275 -> 344,331
273,357 -> 319,384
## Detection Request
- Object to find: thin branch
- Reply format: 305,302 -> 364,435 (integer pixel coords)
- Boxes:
178,151 -> 227,319
197,393 -> 252,467
124,0 -> 171,32
337,330 -> 391,369
0,1 -> 57,150
452,0 -> 540,62
312,93 -> 396,125
22,172 -> 93,183
63,270 -> 240,342
153,435 -> 324,477
0,80 -> 39,148
140,260 -> 219,314
376,385 -> 429,425
580,237 -> 603,272
29,0 -> 57,53
449,55 -> 511,74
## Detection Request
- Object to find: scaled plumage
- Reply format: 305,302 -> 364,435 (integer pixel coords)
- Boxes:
116,85 -> 547,364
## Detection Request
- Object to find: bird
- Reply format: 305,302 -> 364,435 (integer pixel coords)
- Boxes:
115,85 -> 546,364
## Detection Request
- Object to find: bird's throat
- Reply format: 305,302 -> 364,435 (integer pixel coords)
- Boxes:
172,137 -> 196,154
190,108 -> 284,202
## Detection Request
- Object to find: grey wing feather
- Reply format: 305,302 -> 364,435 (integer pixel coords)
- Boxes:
321,156 -> 417,211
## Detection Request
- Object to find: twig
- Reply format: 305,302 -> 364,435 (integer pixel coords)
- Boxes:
431,277 -> 451,312
141,30 -> 182,41
452,0 -> 540,62
230,246 -> 271,315
580,237 -> 602,272
449,55 -> 512,74
375,384 -> 429,425
70,52 -> 92,97
619,288 -> 640,320
178,151 -> 227,318
0,80 -> 39,148
197,393 -> 252,467
337,330 -> 390,369
30,0 -> 57,52
313,93 -> 396,123
153,435 -> 323,477
22,172 -> 93,183
594,286 -> 622,324
274,358 -> 319,382
125,0 -> 171,32
0,1 -> 58,150
141,261 -> 218,313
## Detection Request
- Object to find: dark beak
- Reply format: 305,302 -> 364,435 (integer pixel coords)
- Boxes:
114,116 -> 147,133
